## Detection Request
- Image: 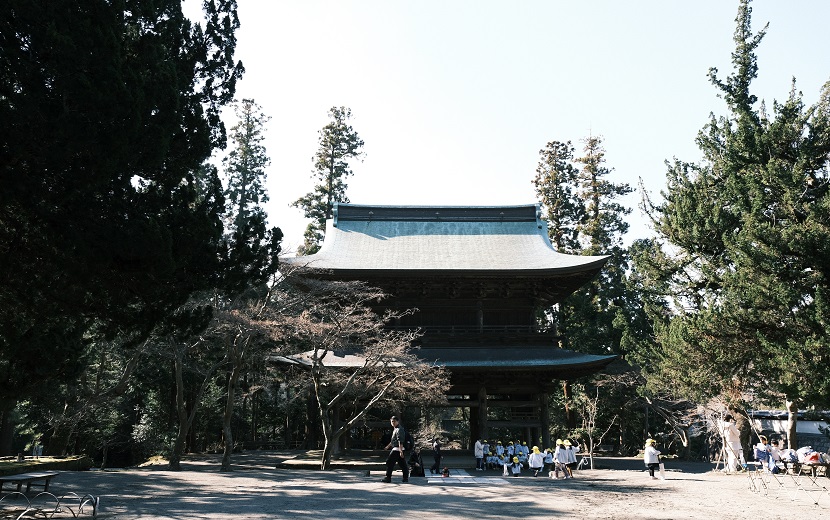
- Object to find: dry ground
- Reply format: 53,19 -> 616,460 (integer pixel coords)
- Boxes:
3,452 -> 827,519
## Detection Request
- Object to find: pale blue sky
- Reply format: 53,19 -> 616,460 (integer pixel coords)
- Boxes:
185,1 -> 830,253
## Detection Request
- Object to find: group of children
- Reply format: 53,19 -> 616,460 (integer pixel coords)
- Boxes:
474,438 -> 580,478
752,434 -> 830,473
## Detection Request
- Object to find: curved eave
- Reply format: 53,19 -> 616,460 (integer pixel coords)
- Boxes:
284,257 -> 609,280
415,346 -> 618,380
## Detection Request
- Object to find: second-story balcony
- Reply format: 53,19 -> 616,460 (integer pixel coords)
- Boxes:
385,325 -> 560,346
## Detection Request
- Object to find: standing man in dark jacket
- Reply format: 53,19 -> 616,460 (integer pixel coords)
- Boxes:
382,416 -> 409,483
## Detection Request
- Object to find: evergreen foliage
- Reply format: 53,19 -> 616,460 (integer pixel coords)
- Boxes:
219,98 -> 282,293
638,0 -> 830,415
533,136 -> 635,356
533,141 -> 583,253
533,135 -> 644,445
0,0 -> 243,405
292,107 -> 364,255
223,99 -> 271,235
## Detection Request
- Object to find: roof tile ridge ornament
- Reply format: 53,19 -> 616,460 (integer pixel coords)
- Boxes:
535,203 -> 544,230
333,202 -> 340,228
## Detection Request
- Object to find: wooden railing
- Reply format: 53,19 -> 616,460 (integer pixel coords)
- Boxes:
385,325 -> 559,345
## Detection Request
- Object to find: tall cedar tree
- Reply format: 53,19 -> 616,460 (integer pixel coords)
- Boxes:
223,99 -> 270,235
220,98 -> 282,293
292,107 -> 364,255
0,0 -> 243,452
638,0 -> 830,448
533,136 -> 635,430
533,141 -> 584,253
214,98 -> 282,471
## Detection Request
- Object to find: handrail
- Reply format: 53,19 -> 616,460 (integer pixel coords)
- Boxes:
385,325 -> 558,335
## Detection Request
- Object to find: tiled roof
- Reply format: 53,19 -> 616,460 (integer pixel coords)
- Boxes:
284,203 -> 608,274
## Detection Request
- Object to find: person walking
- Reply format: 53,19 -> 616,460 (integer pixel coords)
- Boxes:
381,416 -> 409,483
644,438 -> 662,480
430,438 -> 442,475
528,446 -> 544,477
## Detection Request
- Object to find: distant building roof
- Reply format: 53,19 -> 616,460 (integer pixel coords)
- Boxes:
284,203 -> 608,276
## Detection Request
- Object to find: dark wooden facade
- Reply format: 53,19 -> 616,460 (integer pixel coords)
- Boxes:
285,203 -> 617,448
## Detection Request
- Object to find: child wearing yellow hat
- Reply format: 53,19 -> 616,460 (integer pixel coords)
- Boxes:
510,455 -> 523,477
644,439 -> 662,479
552,439 -> 568,479
528,446 -> 544,477
563,440 -> 576,478
543,448 -> 554,474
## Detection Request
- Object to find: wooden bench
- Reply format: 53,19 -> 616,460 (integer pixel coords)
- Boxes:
0,471 -> 60,494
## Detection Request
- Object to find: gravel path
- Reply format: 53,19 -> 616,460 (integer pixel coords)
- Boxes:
6,452 -> 826,519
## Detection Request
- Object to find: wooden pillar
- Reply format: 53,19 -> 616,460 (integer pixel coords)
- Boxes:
540,392 -> 551,449
469,404 -> 479,447
478,386 -> 489,440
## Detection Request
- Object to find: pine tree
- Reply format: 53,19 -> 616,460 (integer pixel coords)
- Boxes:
534,135 -> 633,355
639,0 -> 830,447
292,106 -> 364,255
219,98 -> 281,292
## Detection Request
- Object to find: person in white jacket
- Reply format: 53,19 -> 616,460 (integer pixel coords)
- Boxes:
644,438 -> 662,479
528,446 -> 545,477
563,440 -> 576,478
719,414 -> 745,472
474,438 -> 484,471
552,439 -> 569,479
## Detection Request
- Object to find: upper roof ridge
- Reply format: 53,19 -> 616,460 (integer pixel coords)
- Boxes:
333,202 -> 541,226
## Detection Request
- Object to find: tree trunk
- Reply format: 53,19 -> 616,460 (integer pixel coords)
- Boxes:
170,346 -> 227,470
331,407 -> 341,456
101,440 -> 109,471
563,381 -> 576,429
786,398 -> 798,449
220,363 -> 242,472
733,408 -> 751,463
304,384 -> 318,449
679,426 -> 691,460
320,417 -> 334,470
47,415 -> 73,456
0,400 -> 16,456
169,354 -> 189,471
